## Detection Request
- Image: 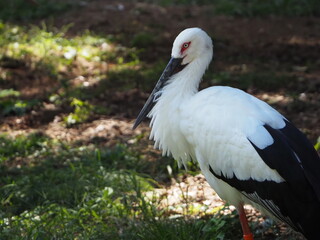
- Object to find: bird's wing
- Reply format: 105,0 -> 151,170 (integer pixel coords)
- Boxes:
249,120 -> 320,202
182,87 -> 320,235
210,120 -> 320,233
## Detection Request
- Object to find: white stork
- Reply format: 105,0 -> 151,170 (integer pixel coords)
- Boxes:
133,28 -> 320,240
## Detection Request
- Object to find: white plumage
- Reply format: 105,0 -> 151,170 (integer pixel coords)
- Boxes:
133,27 -> 320,240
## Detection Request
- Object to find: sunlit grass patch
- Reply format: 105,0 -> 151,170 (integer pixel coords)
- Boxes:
0,21 -> 148,84
63,98 -> 95,126
0,23 -> 111,75
0,21 -> 163,91
0,22 -> 148,120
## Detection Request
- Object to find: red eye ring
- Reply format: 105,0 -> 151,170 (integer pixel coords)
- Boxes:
181,41 -> 191,54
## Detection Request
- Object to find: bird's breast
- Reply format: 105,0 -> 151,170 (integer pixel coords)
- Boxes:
149,93 -> 194,167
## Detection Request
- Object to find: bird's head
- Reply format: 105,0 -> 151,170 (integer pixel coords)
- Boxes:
171,27 -> 213,66
133,27 -> 213,129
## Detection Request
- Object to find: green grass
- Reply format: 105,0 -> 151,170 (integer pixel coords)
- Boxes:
212,0 -> 320,17
144,0 -> 320,16
0,22 -> 160,123
0,1 -> 317,239
0,0 -> 76,21
0,133 -> 244,239
0,22 -> 110,76
315,137 -> 320,151
0,133 -> 49,162
130,215 -> 239,240
0,22 -> 146,120
0,89 -> 39,117
203,70 -> 297,91
1,0 -> 318,24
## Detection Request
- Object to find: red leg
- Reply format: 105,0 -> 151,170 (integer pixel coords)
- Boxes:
238,204 -> 254,240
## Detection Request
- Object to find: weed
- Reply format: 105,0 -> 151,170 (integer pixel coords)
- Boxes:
64,98 -> 95,126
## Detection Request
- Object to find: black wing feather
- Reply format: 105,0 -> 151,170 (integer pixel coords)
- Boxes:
278,120 -> 320,200
209,165 -> 299,230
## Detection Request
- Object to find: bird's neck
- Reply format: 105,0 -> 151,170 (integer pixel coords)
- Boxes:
165,58 -> 206,98
148,58 -> 207,166
154,58 -> 207,119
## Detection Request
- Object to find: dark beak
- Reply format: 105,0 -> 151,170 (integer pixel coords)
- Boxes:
133,57 -> 185,129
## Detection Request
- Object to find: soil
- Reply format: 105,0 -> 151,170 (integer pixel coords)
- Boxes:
2,1 -> 319,142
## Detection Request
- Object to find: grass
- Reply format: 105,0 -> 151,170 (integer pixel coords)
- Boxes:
0,21 -> 169,124
0,21 -> 147,122
207,71 -> 297,91
0,2 -> 318,239
0,133 -> 49,162
0,15 -> 309,123
0,0 -> 76,21
0,133 -> 243,239
0,22 -> 110,76
144,0 -> 320,16
0,89 -> 39,116
1,0 -> 319,24
212,0 -> 320,16
131,214 -> 240,240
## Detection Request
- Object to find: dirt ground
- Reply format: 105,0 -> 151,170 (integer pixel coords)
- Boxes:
2,1 -> 319,143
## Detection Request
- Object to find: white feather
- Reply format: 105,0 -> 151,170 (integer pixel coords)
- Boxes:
148,28 -> 285,207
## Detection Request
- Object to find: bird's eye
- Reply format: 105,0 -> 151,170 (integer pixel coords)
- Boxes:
181,42 -> 191,54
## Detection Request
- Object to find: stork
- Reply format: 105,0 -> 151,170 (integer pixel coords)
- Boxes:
133,28 -> 320,240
